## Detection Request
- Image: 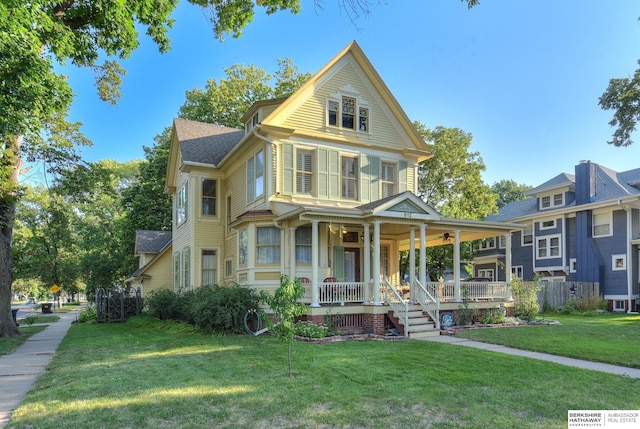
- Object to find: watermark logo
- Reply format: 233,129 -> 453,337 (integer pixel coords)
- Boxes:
568,410 -> 639,428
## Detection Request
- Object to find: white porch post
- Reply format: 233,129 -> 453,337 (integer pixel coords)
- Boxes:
363,223 -> 371,303
409,227 -> 416,303
505,233 -> 514,301
419,223 -> 427,286
454,229 -> 462,302
311,220 -> 320,307
373,221 -> 381,305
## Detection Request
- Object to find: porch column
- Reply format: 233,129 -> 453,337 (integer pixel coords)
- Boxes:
363,223 -> 371,303
311,220 -> 320,307
454,229 -> 462,302
373,221 -> 381,305
409,227 -> 416,303
505,232 -> 514,301
419,223 -> 427,286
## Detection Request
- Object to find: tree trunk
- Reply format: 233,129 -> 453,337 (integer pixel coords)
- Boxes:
0,135 -> 22,337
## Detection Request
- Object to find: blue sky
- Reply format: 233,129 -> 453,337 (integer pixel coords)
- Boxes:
56,0 -> 640,187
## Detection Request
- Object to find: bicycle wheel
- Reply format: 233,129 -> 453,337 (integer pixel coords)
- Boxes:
244,309 -> 262,335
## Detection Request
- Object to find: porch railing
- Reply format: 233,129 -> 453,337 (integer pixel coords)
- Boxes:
382,278 -> 408,337
425,281 -> 510,301
413,280 -> 440,329
318,281 -> 365,304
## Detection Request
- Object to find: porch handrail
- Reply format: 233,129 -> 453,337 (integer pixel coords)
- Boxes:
381,278 -> 408,337
413,279 -> 440,330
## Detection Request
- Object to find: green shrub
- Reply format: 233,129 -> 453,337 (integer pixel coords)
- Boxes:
146,288 -> 194,323
512,278 -> 542,321
560,295 -> 607,315
480,307 -> 505,324
295,321 -> 329,338
190,283 -> 260,333
78,303 -> 98,323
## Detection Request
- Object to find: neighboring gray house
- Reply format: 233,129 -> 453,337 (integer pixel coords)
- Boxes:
474,161 -> 640,313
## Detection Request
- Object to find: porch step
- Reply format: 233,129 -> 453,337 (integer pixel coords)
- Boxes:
395,307 -> 440,339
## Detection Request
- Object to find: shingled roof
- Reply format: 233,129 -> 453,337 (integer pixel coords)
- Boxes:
135,230 -> 172,254
173,118 -> 245,166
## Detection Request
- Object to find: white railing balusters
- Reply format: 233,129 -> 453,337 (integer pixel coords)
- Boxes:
381,278 -> 409,337
413,279 -> 440,329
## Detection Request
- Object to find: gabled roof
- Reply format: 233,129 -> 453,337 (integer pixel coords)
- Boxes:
134,230 -> 172,255
493,162 -> 640,221
173,118 -> 245,166
486,198 -> 539,222
526,173 -> 575,196
127,233 -> 173,283
357,191 -> 442,220
260,40 -> 431,159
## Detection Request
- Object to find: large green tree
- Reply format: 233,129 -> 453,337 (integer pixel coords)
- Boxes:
179,59 -> 312,128
491,179 -> 532,209
411,122 -> 497,281
0,0 -> 310,337
0,0 -> 479,336
599,61 -> 640,147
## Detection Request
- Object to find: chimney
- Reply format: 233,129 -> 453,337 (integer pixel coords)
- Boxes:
575,160 -> 596,205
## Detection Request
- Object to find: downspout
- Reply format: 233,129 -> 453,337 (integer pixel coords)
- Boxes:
620,202 -> 636,313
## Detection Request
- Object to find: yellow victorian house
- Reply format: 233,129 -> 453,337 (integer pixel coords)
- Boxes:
154,41 -> 522,337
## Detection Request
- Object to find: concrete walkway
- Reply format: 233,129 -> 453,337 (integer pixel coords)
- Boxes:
424,334 -> 640,379
0,307 -> 78,429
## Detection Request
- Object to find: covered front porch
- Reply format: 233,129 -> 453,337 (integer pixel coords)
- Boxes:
274,192 -> 523,333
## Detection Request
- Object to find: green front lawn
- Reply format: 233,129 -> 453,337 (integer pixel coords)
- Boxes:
7,316 -> 640,429
0,326 -> 47,355
456,313 -> 640,368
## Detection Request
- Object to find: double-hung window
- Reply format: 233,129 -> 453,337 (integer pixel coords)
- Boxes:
328,96 -> 369,132
341,156 -> 358,200
295,227 -> 312,264
247,150 -> 264,201
381,162 -> 396,198
296,150 -> 313,195
540,193 -> 564,209
176,182 -> 188,225
238,229 -> 248,266
202,179 -> 216,216
522,223 -> 533,246
201,250 -> 217,286
593,212 -> 611,237
537,235 -> 560,259
256,226 -> 280,264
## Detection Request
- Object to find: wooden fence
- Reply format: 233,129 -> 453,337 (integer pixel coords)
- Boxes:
527,281 -> 600,310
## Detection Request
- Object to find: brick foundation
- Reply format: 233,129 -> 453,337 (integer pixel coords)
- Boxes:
363,313 -> 385,335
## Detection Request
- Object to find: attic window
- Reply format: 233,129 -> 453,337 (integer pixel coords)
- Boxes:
246,113 -> 259,133
327,95 -> 369,132
540,193 -> 564,210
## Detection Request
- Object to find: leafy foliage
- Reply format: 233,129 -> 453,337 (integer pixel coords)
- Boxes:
179,59 -> 311,128
260,275 -> 307,377
414,122 -> 497,280
190,284 -> 260,333
145,284 -> 259,333
491,179 -> 532,209
511,278 -> 542,321
599,60 -> 640,147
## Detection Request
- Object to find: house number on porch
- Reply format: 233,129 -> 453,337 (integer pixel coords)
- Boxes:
404,212 -> 412,218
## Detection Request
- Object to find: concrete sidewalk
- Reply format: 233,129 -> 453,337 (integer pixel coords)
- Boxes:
424,334 -> 640,379
0,308 -> 78,429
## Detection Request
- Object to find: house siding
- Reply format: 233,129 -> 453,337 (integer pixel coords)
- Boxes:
281,59 -> 412,153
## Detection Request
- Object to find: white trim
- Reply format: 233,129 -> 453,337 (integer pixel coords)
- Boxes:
539,219 -> 556,230
539,192 -> 564,210
612,254 -> 626,271
536,234 -> 561,259
592,210 -> 613,238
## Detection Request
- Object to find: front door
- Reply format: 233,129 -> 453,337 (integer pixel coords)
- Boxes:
344,248 -> 361,282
